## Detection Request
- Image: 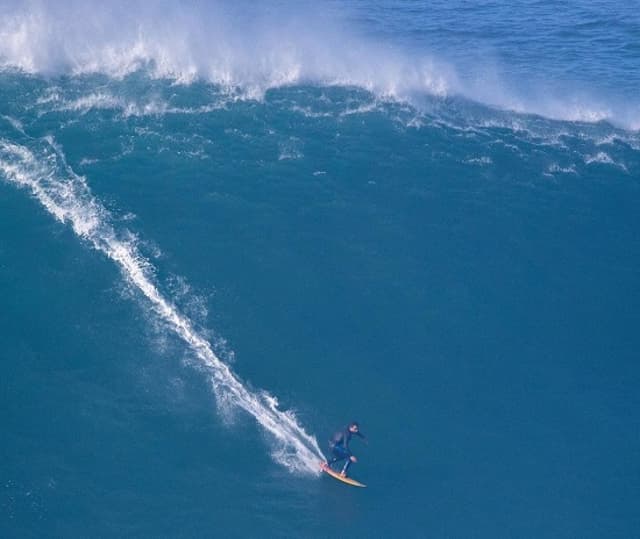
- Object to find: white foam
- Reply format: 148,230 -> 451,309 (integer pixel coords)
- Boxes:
0,1 -> 455,101
547,163 -> 577,175
2,1 -> 638,129
586,152 -> 614,165
584,151 -> 628,172
0,136 -> 325,475
464,156 -> 492,166
278,138 -> 304,161
1,115 -> 25,134
35,90 -> 226,118
56,92 -> 123,113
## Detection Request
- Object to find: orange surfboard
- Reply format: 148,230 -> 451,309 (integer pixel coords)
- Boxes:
321,464 -> 366,488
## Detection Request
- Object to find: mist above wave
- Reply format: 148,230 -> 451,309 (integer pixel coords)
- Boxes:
0,0 -> 453,99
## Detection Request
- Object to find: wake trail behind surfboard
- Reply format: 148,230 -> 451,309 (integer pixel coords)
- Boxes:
0,134 -> 325,475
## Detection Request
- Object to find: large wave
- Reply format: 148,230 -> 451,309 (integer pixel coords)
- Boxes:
0,132 -> 326,475
0,0 -> 453,98
1,0 -> 637,129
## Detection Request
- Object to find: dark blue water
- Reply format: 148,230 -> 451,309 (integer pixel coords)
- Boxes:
1,2 -> 639,537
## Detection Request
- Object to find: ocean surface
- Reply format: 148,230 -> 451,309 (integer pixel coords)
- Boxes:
1,1 -> 639,537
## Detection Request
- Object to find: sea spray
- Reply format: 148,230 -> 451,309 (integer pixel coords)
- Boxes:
4,0 -> 637,129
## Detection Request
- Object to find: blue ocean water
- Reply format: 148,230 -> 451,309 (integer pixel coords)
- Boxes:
1,1 -> 639,537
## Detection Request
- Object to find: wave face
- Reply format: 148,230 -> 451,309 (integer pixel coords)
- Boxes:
1,67 -> 637,479
1,0 -> 639,129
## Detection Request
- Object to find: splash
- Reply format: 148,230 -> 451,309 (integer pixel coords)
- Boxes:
0,1 -> 453,99
0,135 -> 325,475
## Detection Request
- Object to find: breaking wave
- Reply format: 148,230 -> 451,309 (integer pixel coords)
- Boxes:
1,0 -> 638,129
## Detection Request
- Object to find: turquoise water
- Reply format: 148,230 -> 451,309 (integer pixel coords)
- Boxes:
1,2 -> 639,537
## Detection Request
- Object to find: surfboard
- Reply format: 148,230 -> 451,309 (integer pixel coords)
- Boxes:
321,464 -> 366,488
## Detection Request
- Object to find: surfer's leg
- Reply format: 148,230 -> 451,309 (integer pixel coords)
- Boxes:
327,445 -> 348,468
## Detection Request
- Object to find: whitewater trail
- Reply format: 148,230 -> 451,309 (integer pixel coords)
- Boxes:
0,135 -> 325,475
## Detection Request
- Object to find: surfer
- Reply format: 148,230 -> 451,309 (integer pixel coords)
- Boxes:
322,421 -> 366,477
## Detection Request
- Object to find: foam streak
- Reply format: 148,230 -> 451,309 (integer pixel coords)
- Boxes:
0,136 -> 325,474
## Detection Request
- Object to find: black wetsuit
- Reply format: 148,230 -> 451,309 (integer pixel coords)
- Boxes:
327,426 -> 366,474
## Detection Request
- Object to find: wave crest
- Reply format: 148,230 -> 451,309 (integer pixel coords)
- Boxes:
0,0 -> 454,100
1,1 -> 637,130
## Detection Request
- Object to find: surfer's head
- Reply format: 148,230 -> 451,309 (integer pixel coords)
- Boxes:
348,421 -> 359,433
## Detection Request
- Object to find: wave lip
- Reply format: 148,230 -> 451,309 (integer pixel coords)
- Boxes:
0,1 -> 456,98
2,1 -> 638,131
0,135 -> 325,475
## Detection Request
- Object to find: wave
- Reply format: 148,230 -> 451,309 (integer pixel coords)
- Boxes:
0,0 -> 452,97
0,133 -> 325,475
2,0 -> 637,130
